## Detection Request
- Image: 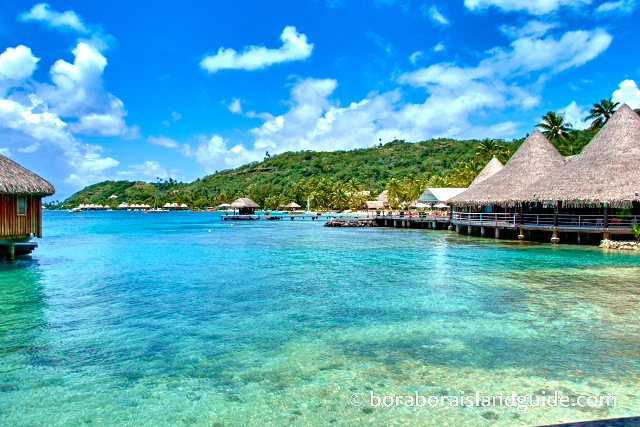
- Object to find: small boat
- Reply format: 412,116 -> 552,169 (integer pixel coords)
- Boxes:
146,178 -> 169,213
68,208 -> 82,213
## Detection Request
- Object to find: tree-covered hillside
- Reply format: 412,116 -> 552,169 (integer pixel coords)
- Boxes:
58,127 -> 596,210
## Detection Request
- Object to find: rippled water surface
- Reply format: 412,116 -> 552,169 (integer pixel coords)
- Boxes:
1,211 -> 639,426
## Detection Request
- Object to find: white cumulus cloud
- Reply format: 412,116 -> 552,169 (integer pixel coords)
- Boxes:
596,0 -> 637,14
426,6 -> 450,25
500,20 -> 558,39
200,26 -> 313,73
559,101 -> 590,130
399,29 -> 611,87
0,46 -> 39,82
193,135 -> 258,173
37,43 -> 136,137
19,3 -> 89,33
128,160 -> 169,180
464,0 -> 591,14
228,98 -> 243,114
612,79 -> 640,109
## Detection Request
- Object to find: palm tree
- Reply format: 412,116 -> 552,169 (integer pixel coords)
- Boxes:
538,111 -> 573,144
385,178 -> 403,209
585,98 -> 619,130
401,173 -> 423,203
476,138 -> 504,158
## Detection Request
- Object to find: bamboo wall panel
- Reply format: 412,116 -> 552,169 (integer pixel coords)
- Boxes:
0,195 -> 42,238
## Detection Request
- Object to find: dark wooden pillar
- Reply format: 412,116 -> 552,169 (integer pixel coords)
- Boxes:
604,206 -> 609,228
553,205 -> 558,228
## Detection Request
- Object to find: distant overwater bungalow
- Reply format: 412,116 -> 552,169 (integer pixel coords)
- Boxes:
448,104 -> 640,244
0,154 -> 54,259
230,197 -> 260,215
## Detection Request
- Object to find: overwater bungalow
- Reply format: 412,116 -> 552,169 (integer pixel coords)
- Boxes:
448,129 -> 566,238
230,198 -> 259,215
448,104 -> 640,243
284,202 -> 301,212
510,103 -> 640,243
0,154 -> 55,259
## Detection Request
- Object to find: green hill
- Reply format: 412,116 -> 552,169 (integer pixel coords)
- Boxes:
58,130 -> 595,210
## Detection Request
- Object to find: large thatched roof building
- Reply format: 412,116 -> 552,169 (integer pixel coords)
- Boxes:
449,130 -> 565,207
511,104 -> 640,208
0,154 -> 55,258
469,155 -> 504,187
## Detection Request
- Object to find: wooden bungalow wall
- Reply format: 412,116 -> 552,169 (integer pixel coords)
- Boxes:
0,194 -> 42,238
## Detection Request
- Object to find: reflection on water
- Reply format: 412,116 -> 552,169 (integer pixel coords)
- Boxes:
0,211 -> 639,426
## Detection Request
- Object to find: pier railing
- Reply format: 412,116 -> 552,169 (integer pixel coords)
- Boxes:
451,212 -> 519,227
521,214 -> 640,229
451,212 -> 640,230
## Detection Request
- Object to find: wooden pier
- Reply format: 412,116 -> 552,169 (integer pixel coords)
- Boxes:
221,213 -> 326,221
220,210 -> 639,245
372,211 -> 639,244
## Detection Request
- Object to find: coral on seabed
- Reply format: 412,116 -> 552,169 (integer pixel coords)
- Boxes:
600,239 -> 640,250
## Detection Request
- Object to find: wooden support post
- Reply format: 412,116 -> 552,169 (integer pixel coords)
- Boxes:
603,231 -> 610,240
7,244 -> 15,261
604,206 -> 609,229
551,230 -> 560,244
577,232 -> 581,244
394,220 -> 398,227
467,225 -> 473,235
553,205 -> 558,228
448,224 -> 454,231
518,227 -> 525,240
495,228 -> 500,239
456,225 -> 461,234
481,226 -> 486,236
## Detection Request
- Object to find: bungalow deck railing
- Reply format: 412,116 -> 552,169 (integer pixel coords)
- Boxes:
452,212 -> 640,229
521,214 -> 640,229
451,212 -> 519,226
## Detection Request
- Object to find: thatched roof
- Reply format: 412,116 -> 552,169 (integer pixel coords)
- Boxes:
0,154 -> 55,196
230,197 -> 259,208
469,155 -> 504,187
511,104 -> 640,208
377,190 -> 388,203
366,201 -> 384,210
285,202 -> 301,208
449,130 -> 564,206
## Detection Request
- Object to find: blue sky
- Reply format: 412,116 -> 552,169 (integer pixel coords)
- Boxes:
1,0 -> 639,200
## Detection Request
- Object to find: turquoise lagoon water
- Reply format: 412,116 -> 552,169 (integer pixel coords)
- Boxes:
1,211 -> 639,426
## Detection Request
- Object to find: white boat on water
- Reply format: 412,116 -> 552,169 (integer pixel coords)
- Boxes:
68,207 -> 82,213
146,177 -> 169,213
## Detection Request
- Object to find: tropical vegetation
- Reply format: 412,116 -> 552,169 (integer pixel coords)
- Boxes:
58,98 -> 631,211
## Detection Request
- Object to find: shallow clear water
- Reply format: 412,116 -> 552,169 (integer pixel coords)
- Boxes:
1,211 -> 639,426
